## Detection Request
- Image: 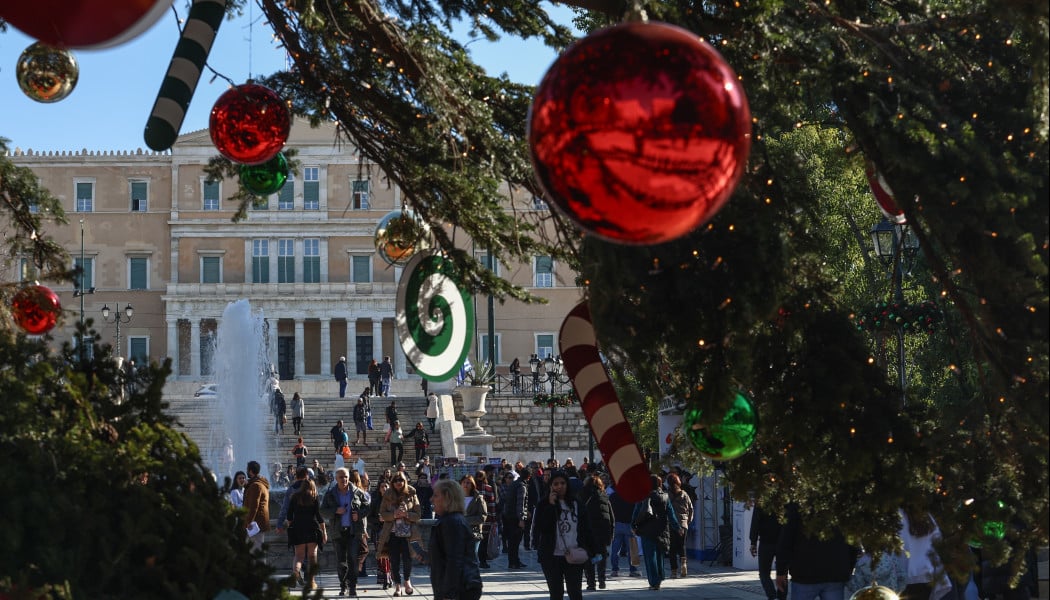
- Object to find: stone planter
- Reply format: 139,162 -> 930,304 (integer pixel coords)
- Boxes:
455,385 -> 491,435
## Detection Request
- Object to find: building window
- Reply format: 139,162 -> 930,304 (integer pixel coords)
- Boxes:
303,238 -> 321,283
75,180 -> 94,212
74,256 -> 95,290
19,258 -> 38,282
203,181 -> 220,210
201,256 -> 222,283
128,337 -> 149,367
278,177 -> 294,210
253,195 -> 269,210
352,179 -> 370,209
477,252 -> 500,276
303,167 -> 320,210
534,255 -> 554,288
532,195 -> 548,210
480,333 -> 501,365
76,335 -> 94,361
252,239 -> 270,283
130,180 -> 148,212
351,255 -> 371,283
536,334 -> 555,360
278,239 -> 295,283
129,256 -> 149,290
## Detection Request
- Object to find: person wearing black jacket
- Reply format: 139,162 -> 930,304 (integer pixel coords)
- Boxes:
524,465 -> 543,550
775,503 -> 859,600
502,467 -> 531,569
430,479 -> 483,600
533,470 -> 600,600
632,474 -> 678,590
751,503 -> 786,600
608,487 -> 641,577
579,473 -> 615,590
335,356 -> 349,398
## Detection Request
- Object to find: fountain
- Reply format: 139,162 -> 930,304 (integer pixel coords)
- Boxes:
203,299 -> 272,482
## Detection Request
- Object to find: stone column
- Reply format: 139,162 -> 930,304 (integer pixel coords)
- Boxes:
346,319 -> 357,375
320,317 -> 332,376
371,319 -> 383,361
294,319 -> 305,379
166,317 -> 178,377
190,319 -> 201,378
394,327 -> 408,378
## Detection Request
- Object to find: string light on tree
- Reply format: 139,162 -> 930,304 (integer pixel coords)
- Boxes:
528,20 -> 751,245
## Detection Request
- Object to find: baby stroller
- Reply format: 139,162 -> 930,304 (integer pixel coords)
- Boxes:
376,555 -> 392,590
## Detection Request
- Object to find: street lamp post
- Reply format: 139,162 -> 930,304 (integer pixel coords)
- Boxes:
101,303 -> 134,359
72,219 -> 95,364
869,218 -> 919,406
545,355 -> 557,462
529,353 -> 540,395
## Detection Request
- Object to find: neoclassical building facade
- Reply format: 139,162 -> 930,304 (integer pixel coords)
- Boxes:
6,121 -> 583,382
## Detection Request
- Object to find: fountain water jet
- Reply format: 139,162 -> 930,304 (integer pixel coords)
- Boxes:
204,299 -> 272,481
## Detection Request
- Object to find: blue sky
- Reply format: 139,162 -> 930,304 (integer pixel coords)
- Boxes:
0,4 -> 572,152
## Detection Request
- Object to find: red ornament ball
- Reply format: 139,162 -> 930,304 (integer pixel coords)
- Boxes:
210,83 -> 291,165
529,21 -> 751,245
0,0 -> 171,49
12,284 -> 61,335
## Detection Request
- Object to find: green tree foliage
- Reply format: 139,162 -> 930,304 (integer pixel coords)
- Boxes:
0,329 -> 291,598
2,0 -> 1046,587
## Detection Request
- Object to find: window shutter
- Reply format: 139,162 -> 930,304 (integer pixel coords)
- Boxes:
130,258 -> 148,290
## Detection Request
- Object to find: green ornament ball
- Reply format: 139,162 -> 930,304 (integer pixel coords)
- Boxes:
239,152 -> 289,196
968,500 -> 1007,547
683,391 -> 757,460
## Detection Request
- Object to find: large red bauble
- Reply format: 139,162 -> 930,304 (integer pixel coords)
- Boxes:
865,162 -> 907,224
11,284 -> 61,335
0,0 -> 171,49
529,21 -> 751,245
209,83 -> 291,166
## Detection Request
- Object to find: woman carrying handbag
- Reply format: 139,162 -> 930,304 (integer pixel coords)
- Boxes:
533,470 -> 599,600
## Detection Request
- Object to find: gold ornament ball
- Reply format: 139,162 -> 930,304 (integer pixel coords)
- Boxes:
374,209 -> 431,266
17,42 -> 79,103
850,585 -> 900,600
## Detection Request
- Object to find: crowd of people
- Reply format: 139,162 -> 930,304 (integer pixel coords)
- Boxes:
229,445 -> 707,599
233,371 -> 1037,600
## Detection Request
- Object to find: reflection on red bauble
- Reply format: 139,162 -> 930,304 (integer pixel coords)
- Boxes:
865,161 -> 906,224
529,21 -> 751,245
0,0 -> 171,49
12,284 -> 61,335
210,83 -> 291,166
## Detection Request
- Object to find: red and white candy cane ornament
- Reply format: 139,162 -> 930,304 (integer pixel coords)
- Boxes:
865,161 -> 907,224
559,301 -> 650,502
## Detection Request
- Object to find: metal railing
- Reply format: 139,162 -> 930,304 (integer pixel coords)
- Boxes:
486,373 -> 573,397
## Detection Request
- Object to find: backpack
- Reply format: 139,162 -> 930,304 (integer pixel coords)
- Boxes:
273,389 -> 285,413
634,492 -> 670,539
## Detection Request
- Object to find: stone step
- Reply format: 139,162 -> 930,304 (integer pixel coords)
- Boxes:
167,393 -> 444,486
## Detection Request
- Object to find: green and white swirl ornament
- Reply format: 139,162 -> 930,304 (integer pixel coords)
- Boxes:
396,252 -> 475,381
